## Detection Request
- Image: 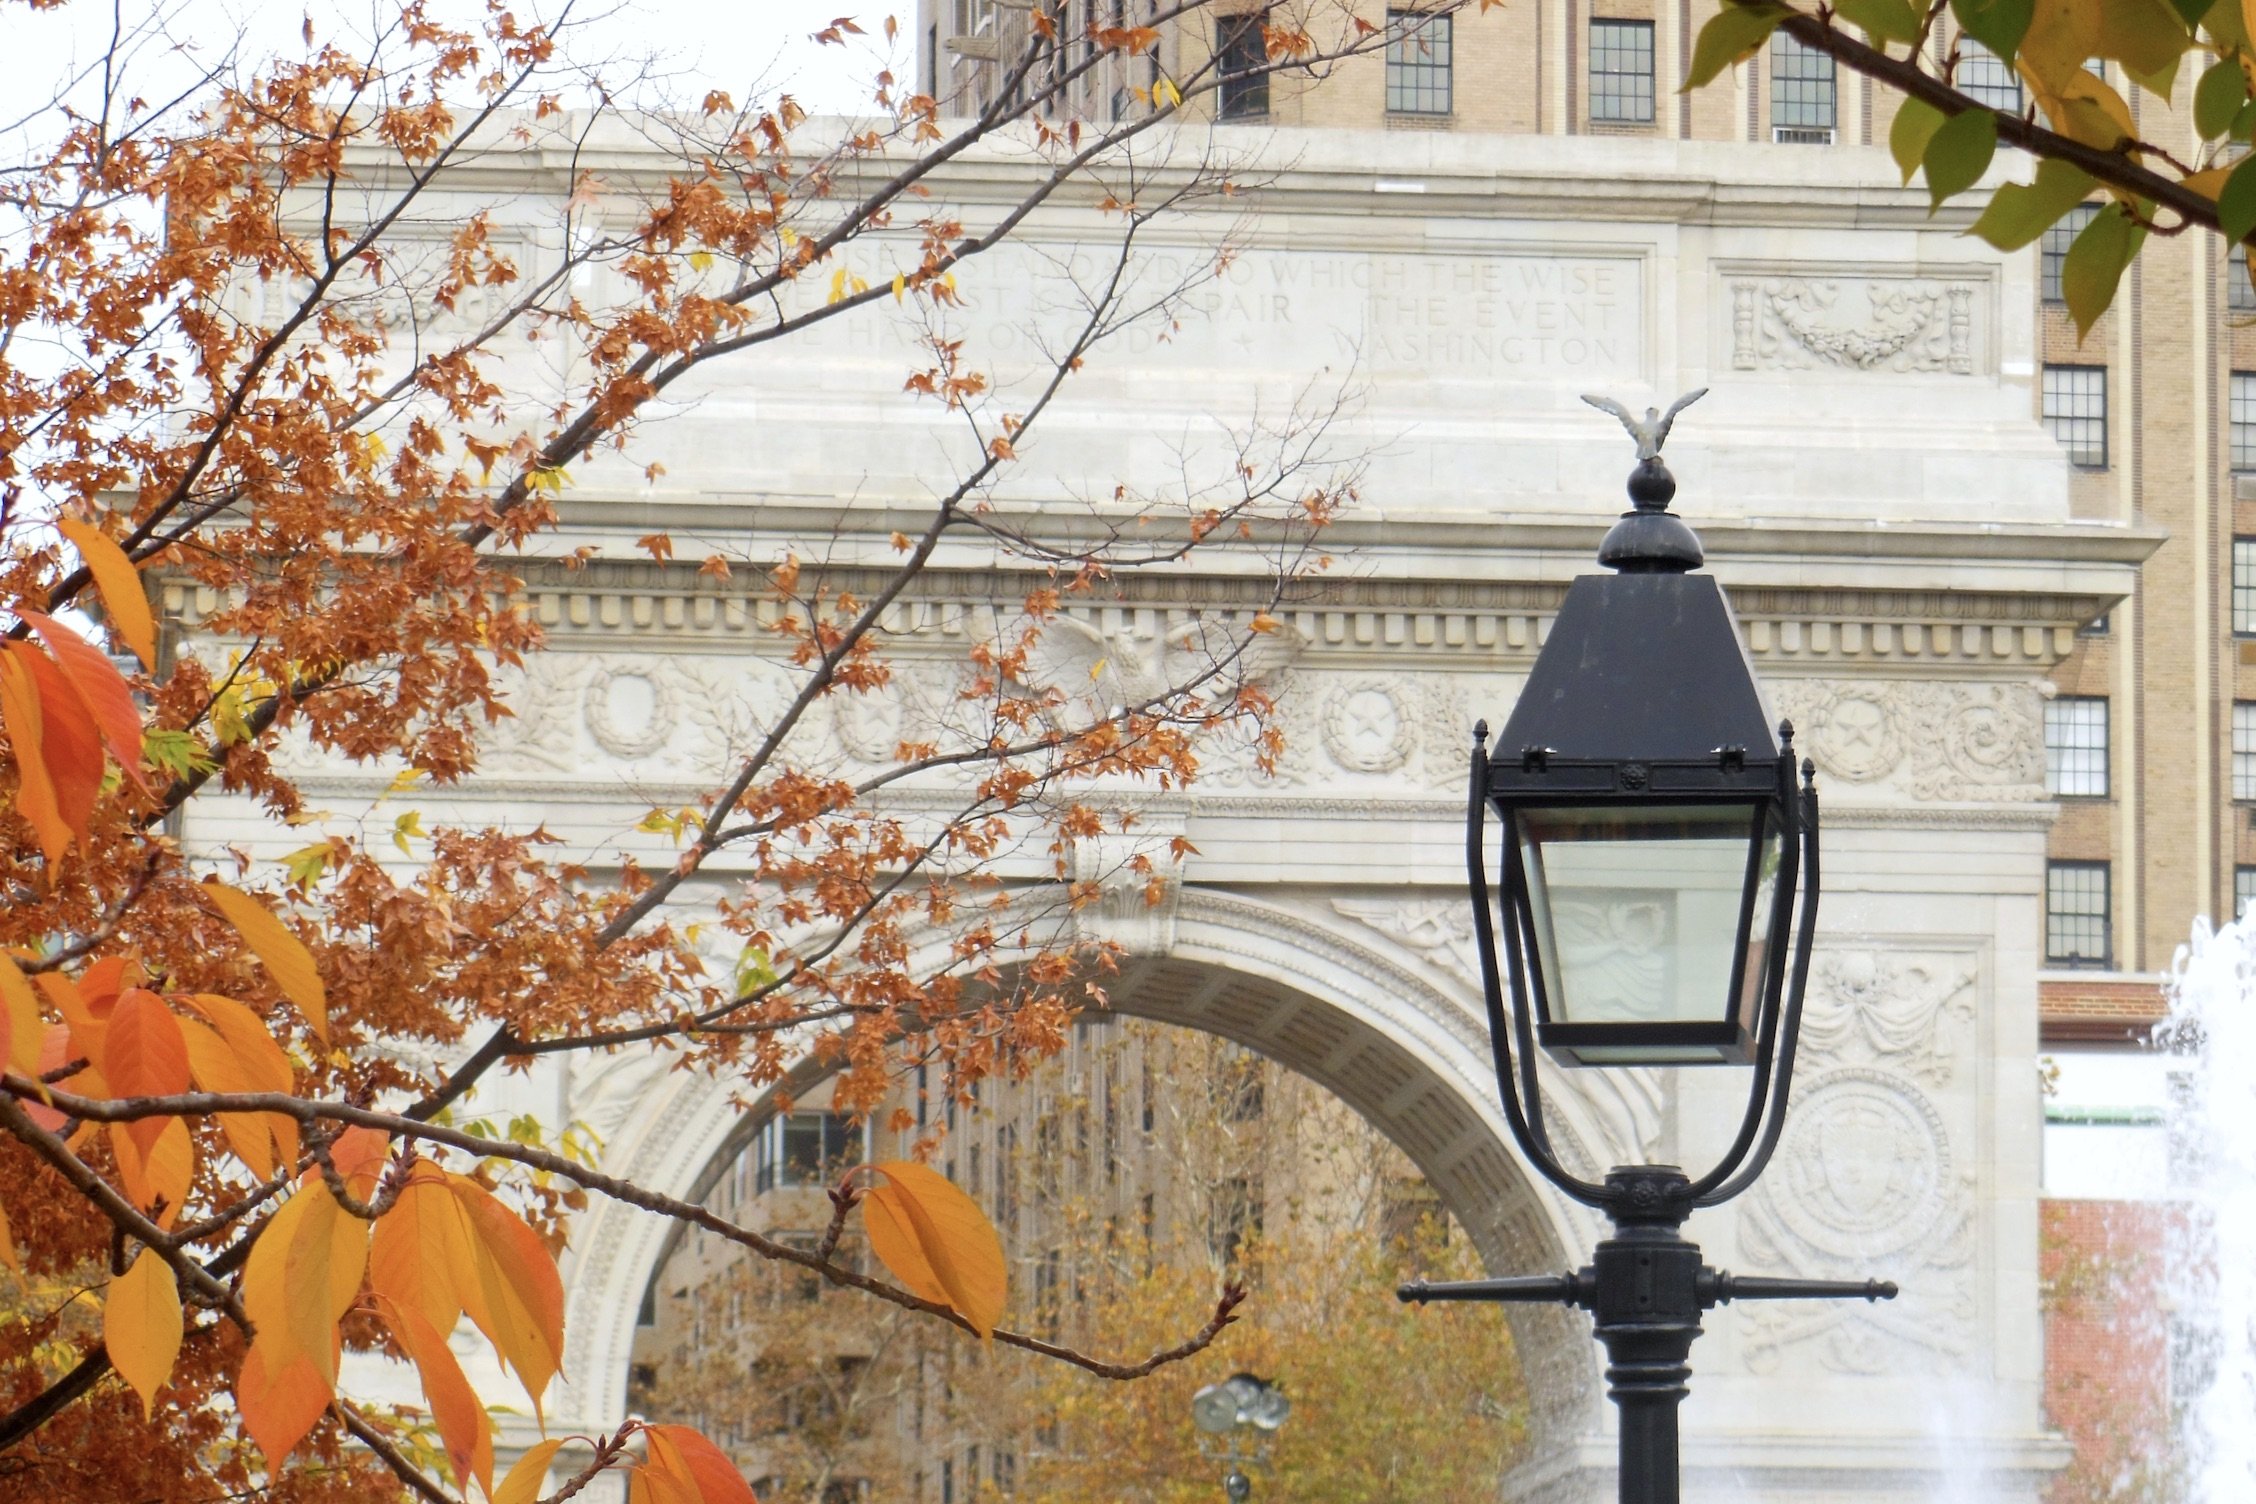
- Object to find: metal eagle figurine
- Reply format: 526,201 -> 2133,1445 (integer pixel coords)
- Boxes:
1580,387 -> 1708,460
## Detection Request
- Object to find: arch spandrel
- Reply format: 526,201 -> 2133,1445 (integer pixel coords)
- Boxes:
551,889 -> 1617,1500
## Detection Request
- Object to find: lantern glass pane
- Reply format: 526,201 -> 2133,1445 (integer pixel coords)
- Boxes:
1519,803 -> 1774,1031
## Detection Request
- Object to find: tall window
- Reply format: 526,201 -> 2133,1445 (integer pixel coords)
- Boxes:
1589,19 -> 1654,124
2042,204 -> 2100,304
2044,696 -> 2108,798
2233,251 -> 2256,312
2234,374 -> 2256,471
2046,861 -> 2111,967
2042,364 -> 2108,467
1385,9 -> 1453,115
1770,32 -> 1836,140
2237,865 -> 2256,920
753,1111 -> 862,1193
2234,537 -> 2256,634
2235,701 -> 2256,800
1214,15 -> 1268,119
1956,38 -> 2022,111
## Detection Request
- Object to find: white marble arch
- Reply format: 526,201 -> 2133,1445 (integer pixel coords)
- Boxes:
550,886 -> 1616,1501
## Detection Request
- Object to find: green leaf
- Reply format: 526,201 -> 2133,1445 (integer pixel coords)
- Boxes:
2204,0 -> 2248,50
2221,155 -> 2256,245
2235,97 -> 2256,143
1951,0 -> 2035,61
1683,2 -> 1789,90
1890,96 -> 1947,185
1923,108 -> 2000,210
2062,202 -> 2147,338
141,728 -> 216,780
1968,159 -> 2099,250
2197,56 -> 2248,139
2166,0 -> 2216,26
1835,0 -> 1922,45
2096,0 -> 2192,92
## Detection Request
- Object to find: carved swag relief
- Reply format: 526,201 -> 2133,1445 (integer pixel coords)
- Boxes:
1729,276 -> 1978,375
1770,681 -> 2045,802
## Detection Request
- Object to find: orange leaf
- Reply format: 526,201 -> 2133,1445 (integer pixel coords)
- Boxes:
176,993 -> 297,1178
199,879 -> 329,1043
493,1439 -> 564,1504
379,1295 -> 493,1500
0,951 -> 40,1080
243,1180 -> 367,1390
0,1197 -> 17,1273
25,1022 -> 79,1132
636,1427 -> 707,1504
55,518 -> 156,671
445,1173 -> 565,1420
236,1337 -> 330,1464
104,990 -> 189,1159
18,609 -> 148,795
36,970 -> 106,1076
862,1160 -> 1008,1338
646,1425 -> 755,1504
8,639 -> 105,845
0,642 -> 70,863
111,1116 -> 192,1227
370,1163 -> 475,1337
103,1246 -> 183,1419
328,1125 -> 389,1202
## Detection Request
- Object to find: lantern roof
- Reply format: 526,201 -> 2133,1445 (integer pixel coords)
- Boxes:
1496,569 -> 1777,769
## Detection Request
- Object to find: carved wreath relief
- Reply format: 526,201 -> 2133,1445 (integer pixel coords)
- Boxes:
1730,277 -> 1977,374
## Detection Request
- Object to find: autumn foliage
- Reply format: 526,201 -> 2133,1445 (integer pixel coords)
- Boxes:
0,0 -> 1448,1497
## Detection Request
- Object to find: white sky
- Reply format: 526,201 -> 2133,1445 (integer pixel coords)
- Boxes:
8,0 -> 913,123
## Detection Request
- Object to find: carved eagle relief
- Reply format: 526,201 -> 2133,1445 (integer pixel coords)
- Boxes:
1019,613 -> 1303,723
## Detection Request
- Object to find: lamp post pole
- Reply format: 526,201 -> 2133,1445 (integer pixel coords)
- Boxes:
1400,391 -> 1897,1504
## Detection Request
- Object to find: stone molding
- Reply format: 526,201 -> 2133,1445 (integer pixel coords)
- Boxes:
1722,267 -> 1990,377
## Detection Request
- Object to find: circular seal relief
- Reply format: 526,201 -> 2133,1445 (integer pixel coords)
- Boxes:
1764,1067 -> 1950,1261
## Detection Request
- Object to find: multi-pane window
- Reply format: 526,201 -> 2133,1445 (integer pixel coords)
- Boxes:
752,1111 -> 862,1193
2234,538 -> 2256,634
1956,38 -> 2022,111
2237,865 -> 2256,921
2042,364 -> 2108,467
1385,9 -> 1453,115
1770,32 -> 1836,140
2042,203 -> 2100,304
1214,15 -> 1268,119
2046,861 -> 2111,967
2234,374 -> 2256,470
2233,251 -> 2256,312
2044,696 -> 2108,798
2235,701 -> 2256,800
1589,19 -> 1654,124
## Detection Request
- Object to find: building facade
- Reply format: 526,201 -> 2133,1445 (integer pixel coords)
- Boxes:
228,54 -> 2154,1503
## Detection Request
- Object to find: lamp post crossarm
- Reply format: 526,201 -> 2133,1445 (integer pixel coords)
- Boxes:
1700,1272 -> 1898,1305
1396,1273 -> 1592,1306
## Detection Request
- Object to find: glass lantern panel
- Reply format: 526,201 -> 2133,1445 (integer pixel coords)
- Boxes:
1518,803 -> 1772,1029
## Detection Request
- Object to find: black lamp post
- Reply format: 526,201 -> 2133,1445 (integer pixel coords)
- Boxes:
1399,392 -> 1896,1504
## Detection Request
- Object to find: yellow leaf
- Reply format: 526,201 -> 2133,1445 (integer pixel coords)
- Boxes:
383,767 -> 429,798
446,1173 -> 566,1420
103,1247 -> 183,1419
862,1160 -> 1008,1338
111,1117 -> 193,1227
891,272 -> 906,302
392,809 -> 425,854
381,1295 -> 494,1501
494,1439 -> 564,1504
1154,76 -> 1182,109
828,265 -> 850,304
369,1163 -> 476,1337
689,250 -> 716,272
243,1181 -> 367,1390
56,518 -> 155,671
199,879 -> 329,1043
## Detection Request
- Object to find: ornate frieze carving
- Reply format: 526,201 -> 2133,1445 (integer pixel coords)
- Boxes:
1772,681 -> 2045,803
1729,276 -> 1979,375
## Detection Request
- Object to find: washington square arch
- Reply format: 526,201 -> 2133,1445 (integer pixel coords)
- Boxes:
184,121 -> 2154,1501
